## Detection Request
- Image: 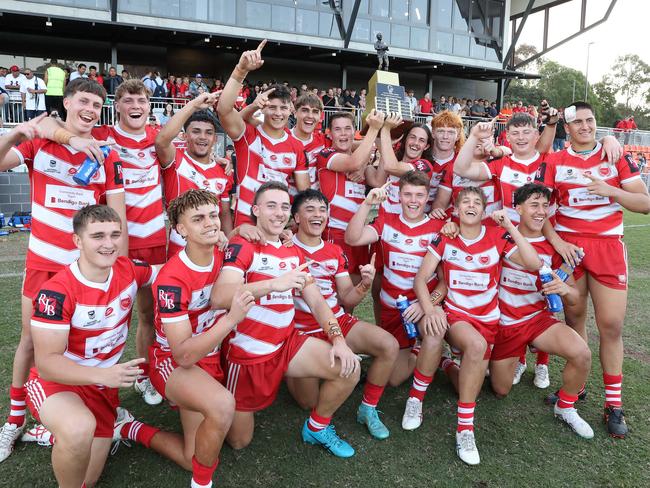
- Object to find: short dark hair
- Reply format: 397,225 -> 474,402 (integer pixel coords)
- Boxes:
328,111 -> 354,129
183,110 -> 218,132
89,65 -> 97,70
64,78 -> 107,100
566,101 -> 594,116
267,83 -> 291,104
291,189 -> 329,218
455,186 -> 487,209
252,181 -> 290,223
513,183 -> 551,206
506,113 -> 537,130
399,170 -> 430,191
77,63 -> 87,69
167,189 -> 219,232
73,205 -> 121,235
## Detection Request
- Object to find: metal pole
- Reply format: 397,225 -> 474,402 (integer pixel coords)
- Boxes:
585,41 -> 594,101
572,80 -> 576,102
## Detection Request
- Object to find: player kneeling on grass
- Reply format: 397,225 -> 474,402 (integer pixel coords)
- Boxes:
25,205 -> 182,488
212,182 -> 360,458
149,189 -> 254,488
287,189 -> 399,440
414,187 -> 542,466
489,183 -> 593,439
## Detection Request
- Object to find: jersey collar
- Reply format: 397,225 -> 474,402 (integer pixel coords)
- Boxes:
70,260 -> 113,292
568,141 -> 602,158
459,225 -> 486,246
259,125 -> 288,144
292,235 -> 324,253
511,151 -> 540,165
179,249 -> 214,272
114,124 -> 147,142
399,213 -> 429,228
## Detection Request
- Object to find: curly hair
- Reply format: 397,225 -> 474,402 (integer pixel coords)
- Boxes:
167,189 -> 219,231
430,110 -> 465,153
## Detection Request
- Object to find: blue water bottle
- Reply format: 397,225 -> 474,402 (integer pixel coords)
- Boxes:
539,264 -> 563,313
73,146 -> 112,186
396,295 -> 419,339
554,249 -> 584,282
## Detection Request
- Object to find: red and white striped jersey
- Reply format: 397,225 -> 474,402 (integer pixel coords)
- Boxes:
439,158 -> 502,222
546,143 -> 642,236
429,153 -> 455,202
428,225 -> 516,325
31,257 -> 155,376
498,236 -> 562,326
152,248 -> 225,357
161,147 -> 233,256
233,123 -> 308,226
92,125 -> 166,250
380,158 -> 435,216
370,213 -> 444,309
484,151 -> 555,224
12,138 -> 124,272
291,236 -> 348,331
289,128 -> 330,193
222,236 -> 304,364
317,148 -> 367,231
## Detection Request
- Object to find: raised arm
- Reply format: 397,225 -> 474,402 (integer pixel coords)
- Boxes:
535,108 -> 559,153
0,115 -> 45,171
344,184 -> 388,245
335,253 -> 376,309
491,210 -> 542,271
454,119 -> 494,181
327,110 -> 385,173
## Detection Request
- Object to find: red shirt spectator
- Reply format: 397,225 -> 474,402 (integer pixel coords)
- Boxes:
418,96 -> 433,115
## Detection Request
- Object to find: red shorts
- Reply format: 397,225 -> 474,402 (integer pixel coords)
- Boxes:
559,233 -> 628,290
22,268 -> 59,300
325,228 -> 369,273
447,311 -> 497,360
24,369 -> 119,438
225,330 -> 308,412
130,245 -> 167,266
370,240 -> 384,269
297,313 -> 358,341
491,312 -> 559,361
380,306 -> 414,350
149,348 -> 225,401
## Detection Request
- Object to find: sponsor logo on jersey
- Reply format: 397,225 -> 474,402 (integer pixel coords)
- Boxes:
465,255 -> 473,262
114,161 -> 124,185
88,310 -> 95,319
419,238 -> 429,248
34,289 -> 65,321
405,238 -> 414,244
46,160 -> 58,173
105,307 -> 114,317
479,255 -> 490,265
120,296 -> 132,310
158,285 -> 182,313
599,165 -> 610,177
624,154 -> 640,173
68,167 -> 77,175
224,243 -> 242,263
279,261 -> 287,269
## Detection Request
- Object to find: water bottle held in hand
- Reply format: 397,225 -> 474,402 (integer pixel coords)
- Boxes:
73,146 -> 112,186
396,295 -> 419,339
539,264 -> 563,313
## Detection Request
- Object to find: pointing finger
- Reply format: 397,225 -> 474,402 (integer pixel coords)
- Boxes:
256,39 -> 267,53
370,252 -> 376,267
296,261 -> 312,272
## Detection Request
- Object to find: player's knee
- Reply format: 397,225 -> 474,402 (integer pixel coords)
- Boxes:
227,431 -> 253,450
378,334 -> 400,361
55,413 -> 96,449
572,344 -> 592,370
420,333 -> 443,352
599,319 -> 623,341
463,338 -> 487,360
491,380 -> 511,399
204,392 -> 236,428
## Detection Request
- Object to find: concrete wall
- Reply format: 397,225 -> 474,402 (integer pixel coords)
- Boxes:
0,172 -> 31,216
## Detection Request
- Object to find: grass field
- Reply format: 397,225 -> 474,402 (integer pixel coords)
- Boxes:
1,213 -> 649,488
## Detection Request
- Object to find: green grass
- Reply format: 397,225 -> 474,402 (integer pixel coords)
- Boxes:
1,214 -> 650,487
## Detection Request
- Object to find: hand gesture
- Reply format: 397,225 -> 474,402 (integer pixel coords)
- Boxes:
543,107 -> 559,125
216,230 -> 229,251
541,272 -> 571,297
552,239 -> 584,269
600,136 -> 623,164
237,39 -> 266,72
227,288 -> 256,323
358,253 -> 376,287
365,109 -> 386,131
280,229 -> 294,247
584,173 -> 617,198
191,92 -> 219,110
441,221 -> 459,238
273,261 -> 312,292
421,306 -> 448,336
69,137 -> 112,165
239,223 -> 266,245
101,358 -> 145,388
329,339 -> 360,378
213,154 -> 233,176
470,117 -> 497,140
429,208 -> 448,220
346,166 -> 366,183
364,181 -> 390,205
12,112 -> 46,142
381,112 -> 402,130
252,87 -> 276,111
490,209 -> 514,231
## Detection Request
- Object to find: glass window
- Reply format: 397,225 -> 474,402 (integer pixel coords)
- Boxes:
371,0 -> 389,17
410,0 -> 427,24
435,31 -> 452,53
180,0 -> 208,21
356,0 -> 369,15
410,27 -> 428,50
296,0 -> 316,5
246,1 -> 271,28
453,34 -> 469,56
209,0 -> 236,23
436,0 -> 452,28
487,0 -> 503,38
74,0 -> 110,8
392,24 -> 410,48
319,12 -> 337,37
273,5 -> 296,32
352,18 -> 371,41
372,21 -> 391,43
453,0 -> 470,32
296,9 -> 319,33
118,0 -> 150,14
470,0 -> 485,35
470,38 -> 485,59
486,42 -> 500,61
152,0 -> 179,17
391,0 -> 409,20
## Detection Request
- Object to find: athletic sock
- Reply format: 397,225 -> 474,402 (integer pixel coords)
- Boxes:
410,342 -> 421,357
191,455 -> 218,488
440,357 -> 458,375
518,354 -> 527,366
307,409 -> 331,432
8,386 -> 26,427
137,363 -> 150,381
457,401 -> 476,432
361,382 -> 385,408
408,368 -> 433,402
578,384 -> 586,397
120,421 -> 160,448
536,352 -> 549,366
603,373 -> 623,408
556,389 -> 578,410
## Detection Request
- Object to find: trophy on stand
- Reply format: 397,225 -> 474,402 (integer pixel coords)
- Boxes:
361,70 -> 413,138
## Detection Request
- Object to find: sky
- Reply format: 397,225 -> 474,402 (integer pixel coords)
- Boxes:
515,0 -> 648,84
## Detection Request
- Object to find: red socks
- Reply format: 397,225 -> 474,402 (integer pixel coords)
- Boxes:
8,386 -> 26,427
191,456 -> 218,488
536,352 -> 549,366
361,382 -> 385,408
120,421 -> 160,448
137,362 -> 150,381
603,373 -> 623,408
457,401 -> 476,432
408,368 -> 433,402
556,389 -> 578,410
307,409 -> 331,432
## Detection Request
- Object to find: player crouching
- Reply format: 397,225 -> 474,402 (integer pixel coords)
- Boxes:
288,189 -> 399,439
489,183 -> 593,439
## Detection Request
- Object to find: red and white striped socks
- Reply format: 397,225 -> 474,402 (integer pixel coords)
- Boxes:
603,373 -> 623,408
457,401 -> 476,432
191,456 -> 218,488
556,389 -> 578,410
306,409 -> 331,432
408,368 -> 433,401
7,386 -> 26,427
120,420 -> 159,448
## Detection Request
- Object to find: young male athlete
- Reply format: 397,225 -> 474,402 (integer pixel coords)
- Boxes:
217,40 -> 310,225
543,102 -> 650,438
155,92 -> 233,257
0,79 -> 127,462
345,171 -> 448,430
150,190 -> 254,488
24,205 -> 187,488
489,183 -> 593,439
415,187 -> 541,465
212,182 -> 361,458
288,189 -> 399,440
317,110 -> 384,286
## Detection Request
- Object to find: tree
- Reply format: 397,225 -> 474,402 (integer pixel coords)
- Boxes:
609,54 -> 650,110
513,43 -> 539,69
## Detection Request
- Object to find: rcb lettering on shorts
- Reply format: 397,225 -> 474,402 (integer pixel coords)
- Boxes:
73,146 -> 112,186
539,264 -> 563,313
396,295 -> 419,339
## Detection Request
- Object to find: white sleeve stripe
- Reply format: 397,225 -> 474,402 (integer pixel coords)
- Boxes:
221,266 -> 245,275
160,314 -> 189,324
10,146 -> 24,165
106,188 -> 125,194
620,175 -> 641,184
30,320 -> 70,331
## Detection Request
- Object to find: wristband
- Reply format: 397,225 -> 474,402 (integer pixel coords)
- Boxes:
53,128 -> 73,145
545,121 -> 557,126
231,67 -> 247,84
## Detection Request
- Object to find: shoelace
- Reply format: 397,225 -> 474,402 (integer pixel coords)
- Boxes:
0,425 -> 17,448
458,432 -> 477,451
145,381 -> 159,398
536,366 -> 548,381
405,399 -> 420,418
318,425 -> 344,449
110,438 -> 132,456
